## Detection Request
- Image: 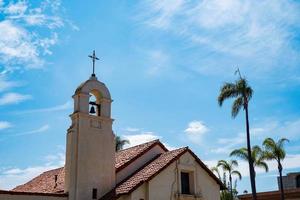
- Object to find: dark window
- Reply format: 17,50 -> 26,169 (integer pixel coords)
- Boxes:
92,188 -> 97,199
181,172 -> 190,194
296,175 -> 300,188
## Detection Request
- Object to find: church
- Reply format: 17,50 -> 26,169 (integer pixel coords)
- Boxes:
0,53 -> 224,200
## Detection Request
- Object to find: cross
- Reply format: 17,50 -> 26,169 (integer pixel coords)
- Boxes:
88,50 -> 99,77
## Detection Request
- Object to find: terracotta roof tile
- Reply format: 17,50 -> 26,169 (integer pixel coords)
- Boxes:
115,139 -> 165,170
116,147 -> 187,195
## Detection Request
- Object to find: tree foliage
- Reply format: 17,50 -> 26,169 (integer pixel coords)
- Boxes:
218,78 -> 253,118
230,145 -> 269,173
115,136 -> 129,151
213,160 -> 242,200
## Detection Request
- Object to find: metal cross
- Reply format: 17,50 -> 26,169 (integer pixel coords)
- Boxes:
88,50 -> 99,76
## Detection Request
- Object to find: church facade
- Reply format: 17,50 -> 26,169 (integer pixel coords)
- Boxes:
0,72 -> 224,200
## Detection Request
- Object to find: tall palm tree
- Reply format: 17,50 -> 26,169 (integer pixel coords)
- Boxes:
217,160 -> 242,200
230,145 -> 269,174
263,138 -> 289,200
218,77 -> 257,200
115,136 -> 129,151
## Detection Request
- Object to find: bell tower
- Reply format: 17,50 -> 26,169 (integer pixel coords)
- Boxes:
65,52 -> 115,200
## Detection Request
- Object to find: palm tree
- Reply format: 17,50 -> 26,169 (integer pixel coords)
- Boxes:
115,136 -> 129,151
263,138 -> 289,200
217,160 -> 242,200
218,76 -> 257,200
211,166 -> 238,200
230,145 -> 269,175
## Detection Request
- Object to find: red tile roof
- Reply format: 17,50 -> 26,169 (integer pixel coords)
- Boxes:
115,139 -> 167,171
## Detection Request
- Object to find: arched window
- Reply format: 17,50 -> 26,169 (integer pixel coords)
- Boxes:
89,93 -> 101,116
296,175 -> 300,188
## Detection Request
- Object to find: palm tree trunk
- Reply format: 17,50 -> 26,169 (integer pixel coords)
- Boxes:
230,174 -> 233,200
245,104 -> 257,200
278,161 -> 285,200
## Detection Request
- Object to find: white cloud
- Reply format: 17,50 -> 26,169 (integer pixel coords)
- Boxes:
184,120 -> 209,135
4,1 -> 27,15
0,92 -> 31,106
123,132 -> 161,148
184,120 -> 209,145
122,127 -> 177,150
0,0 -> 71,73
0,20 -> 42,68
162,142 -> 177,150
16,101 -> 72,114
0,150 -> 64,190
0,121 -> 12,130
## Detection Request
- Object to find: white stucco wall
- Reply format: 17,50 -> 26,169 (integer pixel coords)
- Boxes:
149,162 -> 177,200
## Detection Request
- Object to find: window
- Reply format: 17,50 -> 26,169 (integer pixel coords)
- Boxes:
89,93 -> 101,116
296,175 -> 300,188
92,188 -> 97,199
181,172 -> 190,194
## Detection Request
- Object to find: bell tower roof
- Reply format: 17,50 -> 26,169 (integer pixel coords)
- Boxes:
74,75 -> 111,99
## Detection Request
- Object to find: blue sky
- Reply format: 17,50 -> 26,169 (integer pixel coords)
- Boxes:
1,0 -> 300,194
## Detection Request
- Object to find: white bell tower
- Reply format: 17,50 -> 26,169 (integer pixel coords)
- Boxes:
65,52 -> 115,200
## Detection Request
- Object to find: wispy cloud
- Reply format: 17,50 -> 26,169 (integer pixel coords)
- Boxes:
16,101 -> 72,114
0,92 -> 31,106
138,0 -> 300,77
211,133 -> 245,154
13,124 -> 50,136
146,50 -> 170,76
0,76 -> 22,92
184,120 -> 209,144
250,118 -> 300,140
0,121 -> 12,130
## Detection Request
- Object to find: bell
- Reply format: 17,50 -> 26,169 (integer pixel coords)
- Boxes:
89,106 -> 96,114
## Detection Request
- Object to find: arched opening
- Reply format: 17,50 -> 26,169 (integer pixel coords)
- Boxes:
296,175 -> 300,188
89,93 -> 101,116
